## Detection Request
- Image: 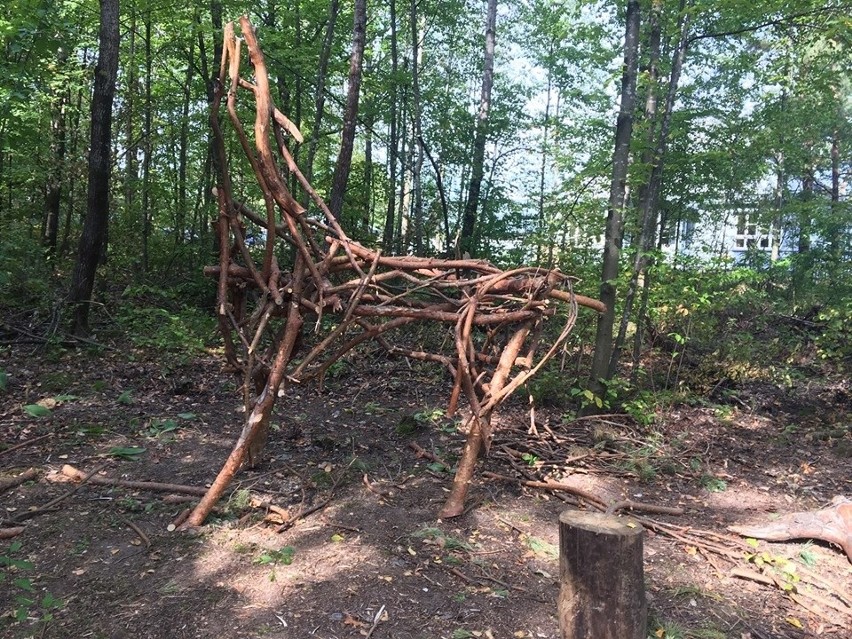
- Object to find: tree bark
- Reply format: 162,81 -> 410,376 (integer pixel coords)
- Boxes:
141,10 -> 153,274
558,510 -> 646,639
176,37 -> 194,246
303,0 -> 340,200
382,0 -> 400,253
69,0 -> 120,337
328,0 -> 367,220
410,0 -> 425,255
587,0 -> 640,398
43,83 -> 68,255
459,0 -> 497,257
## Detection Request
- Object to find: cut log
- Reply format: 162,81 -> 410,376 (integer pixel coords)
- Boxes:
728,496 -> 852,563
558,510 -> 646,639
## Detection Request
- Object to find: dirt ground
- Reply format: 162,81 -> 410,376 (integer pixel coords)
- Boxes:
1,341 -> 850,639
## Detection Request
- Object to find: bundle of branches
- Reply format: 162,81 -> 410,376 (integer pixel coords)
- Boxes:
186,16 -> 604,527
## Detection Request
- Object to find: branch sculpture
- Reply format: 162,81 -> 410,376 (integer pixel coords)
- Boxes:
185,17 -> 605,528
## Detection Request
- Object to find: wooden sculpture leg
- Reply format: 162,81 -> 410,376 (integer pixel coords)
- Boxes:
439,418 -> 486,519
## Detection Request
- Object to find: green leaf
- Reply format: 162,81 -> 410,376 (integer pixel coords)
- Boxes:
117,390 -> 133,405
54,394 -> 79,402
107,446 -> 146,460
41,593 -> 64,610
0,369 -> 8,391
526,536 -> 558,560
177,412 -> 196,420
24,404 -> 51,417
13,577 -> 34,592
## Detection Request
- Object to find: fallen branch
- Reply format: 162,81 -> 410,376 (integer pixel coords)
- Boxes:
0,468 -> 38,493
0,434 -> 52,458
482,470 -> 607,509
6,463 -> 108,525
116,513 -> 151,548
605,499 -> 685,516
58,465 -> 209,496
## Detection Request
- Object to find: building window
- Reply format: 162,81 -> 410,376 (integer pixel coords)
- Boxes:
734,211 -> 770,250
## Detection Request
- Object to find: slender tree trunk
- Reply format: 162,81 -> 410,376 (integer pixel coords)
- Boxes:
60,86 -> 84,257
827,126 -> 842,269
799,168 -> 813,254
587,0 -> 641,399
43,84 -> 69,256
69,0 -> 120,337
382,0 -> 399,253
395,93 -> 409,253
612,0 -> 689,378
363,97 -> 374,236
177,38 -> 195,246
459,0 -> 497,257
328,0 -> 367,220
611,0 -> 662,372
410,0 -> 425,255
536,40 -> 554,265
304,0 -> 341,199
124,4 -> 137,248
141,11 -> 153,274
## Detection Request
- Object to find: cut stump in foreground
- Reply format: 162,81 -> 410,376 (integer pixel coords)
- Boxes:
558,510 -> 646,639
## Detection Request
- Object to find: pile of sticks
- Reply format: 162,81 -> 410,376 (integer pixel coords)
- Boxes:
186,17 -> 604,527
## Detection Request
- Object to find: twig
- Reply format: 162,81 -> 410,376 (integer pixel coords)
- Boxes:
482,470 -> 607,509
168,508 -> 193,531
58,465 -> 209,495
364,604 -> 386,639
116,513 -> 151,548
0,468 -> 38,493
0,434 -> 52,457
605,499 -> 684,516
0,527 -> 25,539
275,460 -> 354,533
7,463 -> 108,525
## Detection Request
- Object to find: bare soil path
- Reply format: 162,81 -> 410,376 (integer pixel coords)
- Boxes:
1,342 -> 850,638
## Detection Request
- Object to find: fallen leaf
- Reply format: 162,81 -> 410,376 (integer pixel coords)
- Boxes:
786,617 -> 803,629
343,614 -> 367,628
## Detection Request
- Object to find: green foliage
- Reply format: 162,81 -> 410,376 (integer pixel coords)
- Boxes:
106,446 -> 146,460
23,404 -> 51,418
0,221 -> 53,310
1,541 -> 64,626
115,293 -> 213,356
253,547 -> 295,566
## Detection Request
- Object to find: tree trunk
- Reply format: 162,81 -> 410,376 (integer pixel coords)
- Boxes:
177,37 -> 194,246
303,0 -> 340,200
535,40 -> 554,266
558,511 -> 646,639
612,0 -> 682,377
60,84 -> 85,257
141,11 -> 153,275
381,0 -> 399,253
459,0 -> 497,257
587,0 -> 641,399
328,0 -> 366,220
69,0 -> 120,337
43,83 -> 69,256
410,0 -> 425,255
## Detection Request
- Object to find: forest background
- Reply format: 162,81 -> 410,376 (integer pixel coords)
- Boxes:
1,0 -> 850,418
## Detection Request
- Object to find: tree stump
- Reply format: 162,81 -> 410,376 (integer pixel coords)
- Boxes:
558,511 -> 646,639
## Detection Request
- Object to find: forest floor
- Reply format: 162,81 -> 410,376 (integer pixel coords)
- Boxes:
1,338 -> 850,639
